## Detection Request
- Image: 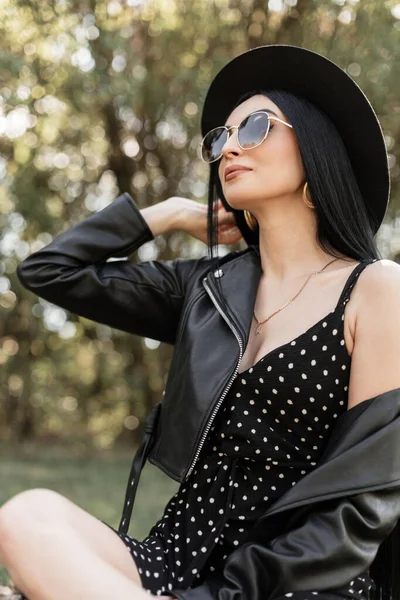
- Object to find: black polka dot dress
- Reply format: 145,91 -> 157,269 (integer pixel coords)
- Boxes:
108,259 -> 377,598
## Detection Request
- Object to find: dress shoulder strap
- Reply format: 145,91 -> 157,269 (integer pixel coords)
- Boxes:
335,258 -> 379,310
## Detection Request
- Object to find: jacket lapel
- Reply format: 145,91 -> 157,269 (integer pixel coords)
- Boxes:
205,248 -> 262,346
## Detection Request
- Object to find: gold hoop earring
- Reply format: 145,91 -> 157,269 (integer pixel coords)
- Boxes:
244,210 -> 257,231
303,182 -> 315,209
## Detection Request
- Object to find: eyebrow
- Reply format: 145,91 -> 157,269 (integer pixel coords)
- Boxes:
226,108 -> 280,127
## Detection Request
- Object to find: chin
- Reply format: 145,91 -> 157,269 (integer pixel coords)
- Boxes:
222,191 -> 255,212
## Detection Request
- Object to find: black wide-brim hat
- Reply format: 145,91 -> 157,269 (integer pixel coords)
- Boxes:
201,45 -> 390,246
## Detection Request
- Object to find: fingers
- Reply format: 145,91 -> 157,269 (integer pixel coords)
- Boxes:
218,212 -> 236,226
215,201 -> 236,226
211,198 -> 242,244
213,198 -> 229,215
217,224 -> 243,245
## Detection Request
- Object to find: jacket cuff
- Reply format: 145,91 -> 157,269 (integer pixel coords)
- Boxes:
98,191 -> 155,258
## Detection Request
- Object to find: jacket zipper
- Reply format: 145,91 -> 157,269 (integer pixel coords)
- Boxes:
184,276 -> 244,481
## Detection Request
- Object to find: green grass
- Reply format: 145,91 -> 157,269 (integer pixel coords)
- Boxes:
0,443 -> 179,587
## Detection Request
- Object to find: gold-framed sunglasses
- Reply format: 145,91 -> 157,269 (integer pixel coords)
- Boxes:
199,110 -> 293,164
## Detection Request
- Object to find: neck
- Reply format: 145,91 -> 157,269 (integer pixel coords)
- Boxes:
254,202 -> 339,281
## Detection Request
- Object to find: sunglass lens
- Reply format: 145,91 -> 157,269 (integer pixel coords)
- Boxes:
238,112 -> 270,149
202,128 -> 228,162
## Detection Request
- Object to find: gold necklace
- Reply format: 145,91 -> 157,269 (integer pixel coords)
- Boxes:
253,258 -> 340,336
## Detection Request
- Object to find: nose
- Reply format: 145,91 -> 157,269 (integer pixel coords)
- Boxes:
221,127 -> 243,159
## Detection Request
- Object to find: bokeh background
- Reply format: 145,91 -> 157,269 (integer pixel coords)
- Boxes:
0,0 -> 399,587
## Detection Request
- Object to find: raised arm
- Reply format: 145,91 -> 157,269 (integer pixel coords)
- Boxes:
17,193 -> 241,344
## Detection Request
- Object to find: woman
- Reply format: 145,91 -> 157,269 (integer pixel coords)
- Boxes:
1,45 -> 400,600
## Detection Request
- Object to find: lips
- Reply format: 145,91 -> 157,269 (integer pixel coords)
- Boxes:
224,165 -> 252,181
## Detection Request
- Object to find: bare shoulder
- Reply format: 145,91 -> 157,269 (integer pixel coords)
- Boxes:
346,258 -> 400,409
343,259 -> 400,358
358,257 -> 400,284
354,258 -> 400,309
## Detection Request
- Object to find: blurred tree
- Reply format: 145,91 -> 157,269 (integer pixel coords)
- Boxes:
0,0 -> 398,447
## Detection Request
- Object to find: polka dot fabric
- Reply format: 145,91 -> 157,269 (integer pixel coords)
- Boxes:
107,259 -> 377,598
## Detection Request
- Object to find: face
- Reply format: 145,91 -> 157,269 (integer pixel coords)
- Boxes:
217,94 -> 305,213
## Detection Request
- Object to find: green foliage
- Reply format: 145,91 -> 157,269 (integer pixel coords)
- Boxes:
0,0 -> 399,445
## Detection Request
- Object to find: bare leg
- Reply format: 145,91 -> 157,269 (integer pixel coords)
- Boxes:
0,489 -> 158,600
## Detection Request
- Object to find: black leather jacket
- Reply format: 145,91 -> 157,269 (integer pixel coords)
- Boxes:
17,192 -> 262,483
17,193 -> 400,599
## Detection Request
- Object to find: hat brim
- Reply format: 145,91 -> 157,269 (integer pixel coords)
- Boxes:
201,45 -> 390,241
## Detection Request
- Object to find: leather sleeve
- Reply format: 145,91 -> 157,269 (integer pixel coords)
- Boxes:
171,487 -> 400,600
17,193 -> 207,344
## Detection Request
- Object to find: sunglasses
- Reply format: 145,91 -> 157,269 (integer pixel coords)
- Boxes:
200,110 -> 293,164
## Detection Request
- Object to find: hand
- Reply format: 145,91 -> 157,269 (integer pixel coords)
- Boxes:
169,196 -> 243,245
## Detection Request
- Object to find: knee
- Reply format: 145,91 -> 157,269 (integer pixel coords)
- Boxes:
0,488 -> 67,546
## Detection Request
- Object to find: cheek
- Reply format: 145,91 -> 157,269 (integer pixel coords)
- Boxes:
261,138 -> 304,182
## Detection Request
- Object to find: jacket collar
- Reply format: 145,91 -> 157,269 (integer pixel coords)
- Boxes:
205,247 -> 262,345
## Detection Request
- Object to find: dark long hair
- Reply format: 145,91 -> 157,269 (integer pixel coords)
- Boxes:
206,89 -> 380,266
206,91 -> 395,600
